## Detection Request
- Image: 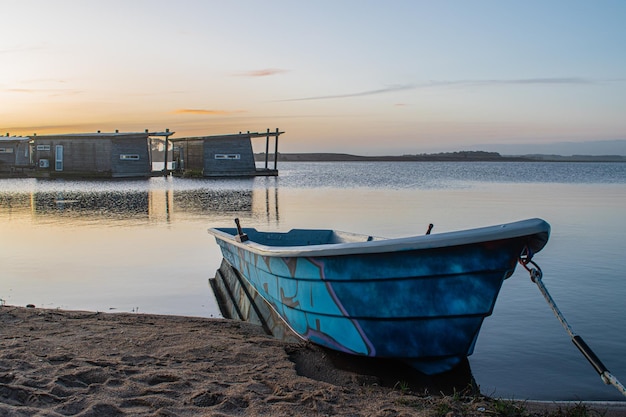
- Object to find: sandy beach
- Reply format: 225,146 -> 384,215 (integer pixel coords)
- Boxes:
1,306 -> 624,417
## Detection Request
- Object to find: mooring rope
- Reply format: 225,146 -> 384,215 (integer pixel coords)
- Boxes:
519,252 -> 626,398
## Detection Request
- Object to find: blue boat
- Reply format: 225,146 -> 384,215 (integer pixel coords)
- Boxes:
208,218 -> 550,375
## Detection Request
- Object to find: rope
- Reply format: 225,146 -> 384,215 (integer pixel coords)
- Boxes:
519,252 -> 626,398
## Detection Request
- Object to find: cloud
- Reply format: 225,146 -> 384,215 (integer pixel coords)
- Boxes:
5,88 -> 34,93
429,77 -> 594,87
235,68 -> 289,77
172,109 -> 246,115
2,87 -> 82,96
505,77 -> 592,85
278,77 -> 604,102
279,84 -> 415,102
0,45 -> 46,55
1,122 -> 106,135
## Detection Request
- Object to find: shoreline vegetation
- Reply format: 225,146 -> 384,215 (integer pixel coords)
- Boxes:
2,305 -> 625,416
255,151 -> 626,163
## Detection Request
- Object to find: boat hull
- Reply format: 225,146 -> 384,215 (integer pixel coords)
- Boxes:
209,219 -> 550,374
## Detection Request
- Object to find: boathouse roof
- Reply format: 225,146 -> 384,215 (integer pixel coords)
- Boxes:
0,136 -> 30,142
29,130 -> 174,139
169,130 -> 284,142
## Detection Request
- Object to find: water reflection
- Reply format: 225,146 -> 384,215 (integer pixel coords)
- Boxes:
0,192 -> 31,214
35,191 -> 150,219
173,189 -> 253,214
0,184 -> 279,225
2,167 -> 625,401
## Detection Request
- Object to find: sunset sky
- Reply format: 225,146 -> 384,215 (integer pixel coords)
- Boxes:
2,1 -> 625,155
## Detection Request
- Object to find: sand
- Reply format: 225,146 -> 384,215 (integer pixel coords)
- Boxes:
1,306 -> 624,417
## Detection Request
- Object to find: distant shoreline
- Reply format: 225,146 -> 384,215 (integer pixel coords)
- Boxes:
256,151 -> 626,163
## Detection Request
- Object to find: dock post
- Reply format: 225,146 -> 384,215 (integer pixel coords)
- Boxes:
264,128 -> 270,169
273,128 -> 279,170
163,138 -> 168,176
163,129 -> 170,177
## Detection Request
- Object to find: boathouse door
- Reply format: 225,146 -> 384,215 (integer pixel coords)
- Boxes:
55,145 -> 64,171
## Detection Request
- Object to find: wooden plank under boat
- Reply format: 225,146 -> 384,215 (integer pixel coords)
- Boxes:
207,218 -> 550,375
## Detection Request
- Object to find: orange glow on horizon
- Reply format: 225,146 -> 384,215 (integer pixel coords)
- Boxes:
171,109 -> 246,116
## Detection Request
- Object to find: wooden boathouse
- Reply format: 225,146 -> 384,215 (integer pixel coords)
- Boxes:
169,128 -> 284,177
30,130 -> 174,178
0,135 -> 31,175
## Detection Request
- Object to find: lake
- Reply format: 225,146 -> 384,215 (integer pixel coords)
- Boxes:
1,161 -> 625,401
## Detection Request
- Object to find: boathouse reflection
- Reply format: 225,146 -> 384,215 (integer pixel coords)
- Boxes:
173,190 -> 253,213
32,191 -> 150,220
0,185 -> 280,225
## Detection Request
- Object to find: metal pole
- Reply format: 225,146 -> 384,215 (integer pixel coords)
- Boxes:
521,258 -> 626,397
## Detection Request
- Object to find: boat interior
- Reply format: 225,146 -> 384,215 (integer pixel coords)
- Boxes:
214,227 -> 384,247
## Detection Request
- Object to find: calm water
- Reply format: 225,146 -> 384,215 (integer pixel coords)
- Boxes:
1,161 -> 625,401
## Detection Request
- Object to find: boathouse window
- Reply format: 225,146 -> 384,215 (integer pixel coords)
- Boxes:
37,145 -> 51,151
215,154 -> 240,160
120,154 -> 140,160
0,148 -> 13,153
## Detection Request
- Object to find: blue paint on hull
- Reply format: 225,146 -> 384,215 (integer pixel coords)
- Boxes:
209,219 -> 550,374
